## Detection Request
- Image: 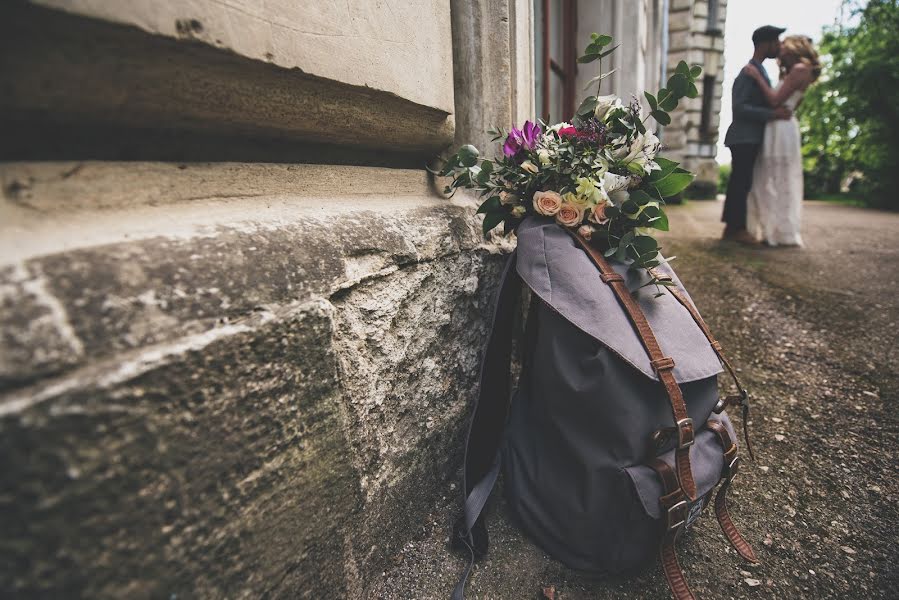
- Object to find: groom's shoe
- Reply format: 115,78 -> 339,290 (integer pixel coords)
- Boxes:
733,230 -> 759,245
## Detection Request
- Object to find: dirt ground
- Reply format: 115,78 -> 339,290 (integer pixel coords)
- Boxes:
372,199 -> 899,599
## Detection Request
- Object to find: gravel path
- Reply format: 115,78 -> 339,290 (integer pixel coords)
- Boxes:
372,200 -> 899,599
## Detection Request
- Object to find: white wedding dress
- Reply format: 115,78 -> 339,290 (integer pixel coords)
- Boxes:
747,86 -> 805,246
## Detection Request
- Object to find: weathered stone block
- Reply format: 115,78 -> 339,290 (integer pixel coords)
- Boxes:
0,301 -> 359,598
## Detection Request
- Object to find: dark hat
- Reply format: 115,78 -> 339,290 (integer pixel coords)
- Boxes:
752,25 -> 786,44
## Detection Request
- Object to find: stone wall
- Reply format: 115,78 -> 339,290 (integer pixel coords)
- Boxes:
0,1 -> 534,597
664,0 -> 727,191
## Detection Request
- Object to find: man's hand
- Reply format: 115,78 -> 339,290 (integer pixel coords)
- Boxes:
772,106 -> 792,120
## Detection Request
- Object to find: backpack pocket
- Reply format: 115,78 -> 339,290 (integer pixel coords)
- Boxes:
614,414 -> 737,569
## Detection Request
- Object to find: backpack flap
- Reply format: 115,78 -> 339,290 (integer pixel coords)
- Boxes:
515,217 -> 722,384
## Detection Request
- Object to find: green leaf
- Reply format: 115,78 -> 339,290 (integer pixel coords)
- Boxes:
649,157 -> 679,181
620,230 -> 636,246
667,73 -> 690,98
597,44 -> 620,59
659,92 -> 678,112
476,196 -> 501,214
676,61 -> 690,76
634,117 -> 646,135
482,211 -> 505,236
576,95 -> 599,116
651,110 -> 671,126
577,53 -> 601,64
458,144 -> 479,167
476,160 -> 494,184
686,82 -> 700,99
604,246 -> 619,258
650,211 -> 670,231
604,205 -> 620,219
583,69 -> 617,91
644,91 -> 658,111
626,161 -> 645,175
654,172 -> 694,198
632,235 -> 658,256
630,190 -> 654,206
595,34 -> 613,47
690,65 -> 703,78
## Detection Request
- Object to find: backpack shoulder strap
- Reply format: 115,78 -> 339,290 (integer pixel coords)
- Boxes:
650,268 -> 755,460
568,230 -> 699,500
452,250 -> 522,600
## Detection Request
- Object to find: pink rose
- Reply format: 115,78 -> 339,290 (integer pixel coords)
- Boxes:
577,224 -> 596,240
555,201 -> 585,227
533,190 -> 563,216
589,202 -> 610,225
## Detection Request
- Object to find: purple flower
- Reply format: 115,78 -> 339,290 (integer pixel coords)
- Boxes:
503,121 -> 542,157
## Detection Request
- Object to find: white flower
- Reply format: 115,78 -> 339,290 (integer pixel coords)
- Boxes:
609,189 -> 630,206
537,148 -> 552,166
604,173 -> 631,194
574,177 -> 608,205
511,205 -> 527,218
594,95 -> 619,121
549,122 -> 572,132
521,160 -> 539,174
577,224 -> 596,240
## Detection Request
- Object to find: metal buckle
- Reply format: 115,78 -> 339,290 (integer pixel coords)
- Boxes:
723,455 -> 741,481
676,417 -> 695,449
667,500 -> 688,531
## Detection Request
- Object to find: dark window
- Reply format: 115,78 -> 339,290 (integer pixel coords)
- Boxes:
706,0 -> 722,36
535,0 -> 577,122
699,74 -> 716,140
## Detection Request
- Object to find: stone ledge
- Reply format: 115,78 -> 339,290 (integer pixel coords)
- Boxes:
1,3 -> 454,159
0,162 -> 486,389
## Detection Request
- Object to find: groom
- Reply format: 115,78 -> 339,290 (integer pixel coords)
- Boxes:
722,25 -> 791,243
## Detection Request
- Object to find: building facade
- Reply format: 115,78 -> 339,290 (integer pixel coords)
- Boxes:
1,1 -> 724,597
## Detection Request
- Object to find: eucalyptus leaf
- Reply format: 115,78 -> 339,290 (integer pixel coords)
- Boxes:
458,144 -> 480,167
651,110 -> 671,126
595,34 -> 613,47
644,91 -> 658,111
690,65 -> 703,78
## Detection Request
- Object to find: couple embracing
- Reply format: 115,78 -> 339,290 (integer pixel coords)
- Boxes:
722,25 -> 821,247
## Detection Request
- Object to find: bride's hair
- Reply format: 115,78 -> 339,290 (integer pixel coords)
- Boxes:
780,35 -> 822,81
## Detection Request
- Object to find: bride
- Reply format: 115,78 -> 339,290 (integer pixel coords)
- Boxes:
742,35 -> 821,246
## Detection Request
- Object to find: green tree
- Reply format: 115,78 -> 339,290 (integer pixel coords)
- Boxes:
799,0 -> 899,209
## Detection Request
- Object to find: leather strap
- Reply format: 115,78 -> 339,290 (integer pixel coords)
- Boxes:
570,231 -> 697,500
650,268 -> 755,460
706,420 -> 759,564
649,459 -> 697,600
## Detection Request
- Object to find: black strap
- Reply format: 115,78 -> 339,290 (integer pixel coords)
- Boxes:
451,251 -> 521,600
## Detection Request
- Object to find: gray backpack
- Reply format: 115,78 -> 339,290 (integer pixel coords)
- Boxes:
452,217 -> 757,600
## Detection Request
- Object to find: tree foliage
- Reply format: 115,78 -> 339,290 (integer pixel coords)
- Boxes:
799,0 -> 899,209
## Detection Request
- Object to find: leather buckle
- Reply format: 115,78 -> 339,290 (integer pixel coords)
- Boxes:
676,418 -> 695,449
723,455 -> 740,481
667,500 -> 688,531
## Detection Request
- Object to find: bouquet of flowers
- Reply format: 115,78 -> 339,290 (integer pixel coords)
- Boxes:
436,34 -> 703,282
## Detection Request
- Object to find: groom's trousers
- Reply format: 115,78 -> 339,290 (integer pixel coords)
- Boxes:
722,144 -> 761,231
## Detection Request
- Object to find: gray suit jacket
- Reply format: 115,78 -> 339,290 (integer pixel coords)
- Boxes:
724,60 -> 773,147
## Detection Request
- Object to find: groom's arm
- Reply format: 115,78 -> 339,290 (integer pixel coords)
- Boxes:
732,74 -> 774,122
